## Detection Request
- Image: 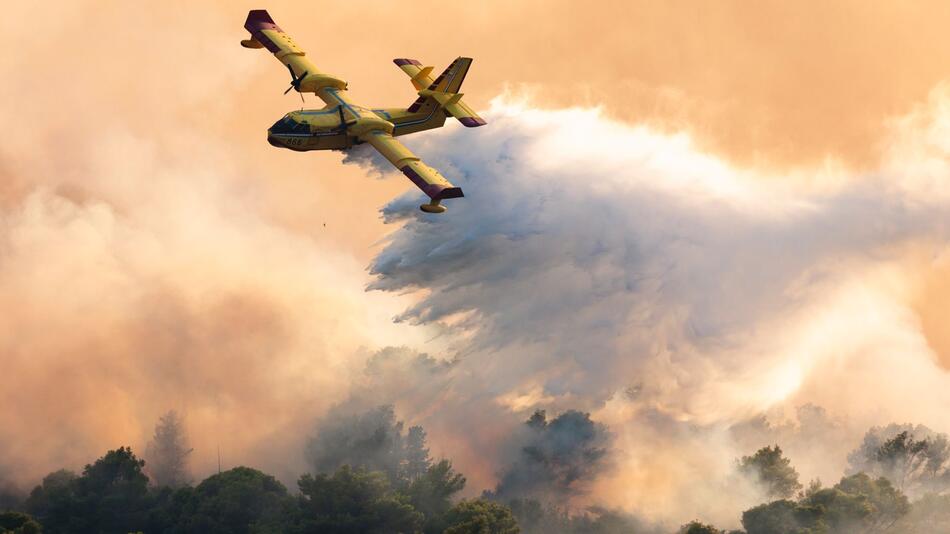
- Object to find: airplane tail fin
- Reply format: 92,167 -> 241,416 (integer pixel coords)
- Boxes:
393,57 -> 487,128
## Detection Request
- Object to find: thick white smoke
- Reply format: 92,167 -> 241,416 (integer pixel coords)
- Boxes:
348,94 -> 950,526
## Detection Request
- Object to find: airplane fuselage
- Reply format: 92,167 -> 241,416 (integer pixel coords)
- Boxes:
243,9 -> 484,212
267,88 -> 449,152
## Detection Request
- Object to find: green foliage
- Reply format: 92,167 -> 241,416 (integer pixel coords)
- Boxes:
738,473 -> 909,534
406,459 -> 466,534
403,426 -> 432,484
832,472 -> 909,528
22,470 -> 75,527
306,405 -> 433,488
874,431 -> 928,491
169,466 -> 297,534
562,507 -> 653,534
26,447 -> 151,534
848,424 -> 950,496
508,499 -> 658,534
443,499 -> 519,534
296,465 -> 422,534
677,520 -> 724,534
741,500 -> 803,534
738,445 -> 803,500
0,512 -> 41,534
17,417 -> 950,534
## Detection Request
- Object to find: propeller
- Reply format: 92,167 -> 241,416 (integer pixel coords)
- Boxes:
284,64 -> 308,102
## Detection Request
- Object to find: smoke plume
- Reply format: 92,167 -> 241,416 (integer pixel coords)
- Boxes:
5,2 -> 950,529
488,410 -> 611,502
345,94 -> 950,524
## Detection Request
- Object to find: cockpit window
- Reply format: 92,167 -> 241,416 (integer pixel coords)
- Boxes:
269,116 -> 310,134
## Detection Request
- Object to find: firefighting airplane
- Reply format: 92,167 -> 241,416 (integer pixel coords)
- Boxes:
241,10 -> 486,213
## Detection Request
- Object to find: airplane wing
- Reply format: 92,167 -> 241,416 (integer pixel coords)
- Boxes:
242,10 -> 346,106
361,131 -> 463,211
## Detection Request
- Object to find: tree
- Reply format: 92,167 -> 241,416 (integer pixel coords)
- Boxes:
507,498 -> 546,533
0,512 -> 41,534
739,473 -> 910,534
306,405 -> 409,485
443,499 -> 519,534
403,426 -> 431,483
741,500 -> 802,534
77,447 -> 151,533
874,431 -> 928,491
406,459 -> 466,534
832,473 -> 909,531
568,507 -> 662,534
489,410 -> 610,502
922,434 -> 950,482
170,466 -> 297,534
508,500 -> 656,534
848,424 -> 950,496
27,447 -> 152,534
296,465 -> 421,534
738,445 -> 803,500
23,470 -> 77,530
677,521 -> 724,534
145,410 -> 193,488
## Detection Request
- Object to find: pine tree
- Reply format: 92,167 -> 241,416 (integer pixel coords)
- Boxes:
145,411 -> 193,488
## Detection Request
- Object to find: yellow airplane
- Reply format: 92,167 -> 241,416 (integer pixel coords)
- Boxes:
241,9 -> 486,213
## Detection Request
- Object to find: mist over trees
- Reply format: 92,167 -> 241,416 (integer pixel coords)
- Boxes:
688,433 -> 950,534
484,410 -> 659,534
6,405 -> 950,533
739,473 -> 909,533
509,500 -> 663,534
487,409 -> 610,502
737,445 -> 802,500
145,411 -> 193,489
305,405 -> 433,487
846,424 -> 950,497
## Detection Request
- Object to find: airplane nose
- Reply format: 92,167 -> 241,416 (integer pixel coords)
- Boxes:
267,133 -> 282,147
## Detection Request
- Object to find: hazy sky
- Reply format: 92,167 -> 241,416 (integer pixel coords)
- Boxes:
3,1 -> 950,528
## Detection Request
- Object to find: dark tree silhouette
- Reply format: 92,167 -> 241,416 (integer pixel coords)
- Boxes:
297,465 -> 422,534
26,447 -> 151,534
170,466 -> 296,534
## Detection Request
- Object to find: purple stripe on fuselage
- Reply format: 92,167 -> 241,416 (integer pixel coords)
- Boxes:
407,96 -> 427,113
458,117 -> 487,128
401,167 -> 464,200
401,166 -> 429,191
435,187 -> 464,200
254,33 -> 281,53
245,10 -> 281,33
245,10 -> 282,53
